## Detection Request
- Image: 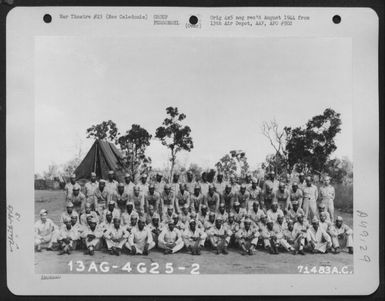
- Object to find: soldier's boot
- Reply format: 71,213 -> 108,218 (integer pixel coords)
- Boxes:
89,247 -> 94,256
348,247 -> 353,254
115,248 -> 121,256
216,246 -> 221,255
108,248 -> 114,255
131,246 -> 137,255
249,245 -> 256,255
298,247 -> 305,255
222,246 -> 228,255
196,247 -> 201,255
240,244 -> 247,255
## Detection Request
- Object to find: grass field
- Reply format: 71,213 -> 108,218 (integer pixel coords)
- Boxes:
35,190 -> 353,274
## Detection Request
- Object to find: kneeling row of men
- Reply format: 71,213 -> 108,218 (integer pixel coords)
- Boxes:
35,202 -> 353,256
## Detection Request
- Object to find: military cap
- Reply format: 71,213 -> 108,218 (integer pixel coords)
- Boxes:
186,170 -> 193,175
190,212 -> 197,218
225,184 -> 232,189
124,173 -> 130,178
91,172 -> 96,177
108,170 -> 114,175
299,172 -> 304,176
108,200 -> 115,205
278,182 -> 285,188
268,171 -> 275,175
164,184 -> 171,190
131,212 -> 139,219
323,175 -> 331,181
141,174 -> 148,178
260,213 -> 267,219
292,182 -> 298,187
291,200 -> 299,205
201,204 -> 207,209
105,211 -> 113,217
99,179 -> 106,184
152,213 -> 160,220
234,201 -> 240,206
252,177 -> 258,184
208,184 -> 214,189
134,185 -> 140,191
63,216 -> 71,223
318,203 -> 326,209
296,213 -> 304,218
209,211 -> 216,216
167,204 -> 174,210
118,182 -> 124,187
172,213 -> 179,219
266,218 -> 274,224
138,216 -> 146,223
189,219 -> 196,224
336,216 -> 343,222
148,204 -> 154,210
287,219 -> 294,225
271,200 -> 278,205
39,209 -> 48,216
320,212 -> 327,217
66,202 -> 74,208
126,201 -> 134,206
70,214 -> 78,219
194,184 -> 201,189
156,172 -> 163,177
73,184 -> 81,191
149,183 -> 155,189
167,219 -> 174,225
89,217 -> 97,224
229,212 -> 235,218
240,184 -> 247,189
277,212 -> 284,218
216,216 -> 223,222
217,171 -> 223,176
183,203 -> 189,209
70,174 -> 76,179
113,217 -> 121,222
219,203 -> 225,208
244,218 -> 252,224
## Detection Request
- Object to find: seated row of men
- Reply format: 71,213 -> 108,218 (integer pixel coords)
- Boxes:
35,197 -> 353,256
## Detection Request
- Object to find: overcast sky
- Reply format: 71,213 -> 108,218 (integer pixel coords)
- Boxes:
35,36 -> 352,174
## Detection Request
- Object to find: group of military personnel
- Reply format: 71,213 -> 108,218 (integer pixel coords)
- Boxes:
34,170 -> 353,257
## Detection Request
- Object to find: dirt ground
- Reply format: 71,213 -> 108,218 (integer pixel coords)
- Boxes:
35,190 -> 353,274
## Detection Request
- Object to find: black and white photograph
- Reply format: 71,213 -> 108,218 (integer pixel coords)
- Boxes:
33,35 -> 354,274
6,6 -> 379,295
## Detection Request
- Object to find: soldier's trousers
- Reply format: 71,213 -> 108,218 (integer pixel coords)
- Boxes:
125,240 -> 155,254
210,236 -> 230,249
303,199 -> 317,220
85,238 -> 101,250
322,199 -> 335,221
308,240 -> 331,253
331,233 -> 353,249
184,237 -> 206,249
158,241 -> 184,253
105,238 -> 126,249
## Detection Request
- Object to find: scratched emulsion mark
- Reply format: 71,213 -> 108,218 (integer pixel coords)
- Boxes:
7,204 -> 21,252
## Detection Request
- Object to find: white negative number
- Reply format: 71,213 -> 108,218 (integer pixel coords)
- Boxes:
191,263 -> 200,274
165,263 -> 173,274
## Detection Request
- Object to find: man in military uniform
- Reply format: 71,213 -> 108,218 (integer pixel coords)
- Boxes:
306,217 -> 332,253
64,174 -> 77,198
104,217 -> 129,255
129,185 -> 145,216
66,184 -> 86,214
175,183 -> 190,214
57,217 -> 79,255
286,200 -> 305,222
298,172 -> 306,191
179,204 -> 191,224
224,212 -> 240,246
248,178 -> 262,209
214,171 -> 227,196
138,174 -> 149,196
121,202 -> 137,226
248,201 -> 265,224
93,180 -> 109,214
35,209 -> 58,251
236,184 -> 250,211
158,220 -> 184,254
263,171 -> 279,193
84,172 -> 98,201
145,183 -> 161,214
235,218 -> 259,255
217,203 -> 228,223
172,213 -> 186,231
106,170 -> 118,194
197,204 -> 209,226
171,173 -> 180,194
207,216 -> 231,254
79,202 -> 99,225
275,182 -> 290,212
231,201 -> 247,224
99,211 -> 113,234
261,185 -> 276,210
145,205 -> 157,224
190,184 -> 204,213
204,211 -> 216,231
302,176 -> 319,220
147,213 -> 163,247
318,203 -> 331,222
111,182 -> 130,213
329,216 -> 353,254
204,184 -> 220,213
289,182 -> 303,209
160,184 -> 175,215
126,212 -> 139,233
81,217 -> 102,255
199,172 -> 209,196
261,218 -> 282,254
267,201 -> 284,223
183,219 -> 207,255
126,217 -> 155,255
222,184 -> 237,212
292,214 -> 309,255
184,171 -> 196,195
154,172 -> 165,194
229,175 -> 240,194
319,176 -> 336,222
60,202 -> 79,225
123,173 -> 135,196
102,200 -> 121,222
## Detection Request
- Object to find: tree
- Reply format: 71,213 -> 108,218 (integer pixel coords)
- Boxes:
155,107 -> 194,179
187,163 -> 203,181
118,124 -> 152,182
284,108 -> 342,174
86,120 -> 119,143
324,156 -> 353,184
216,150 -> 249,180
